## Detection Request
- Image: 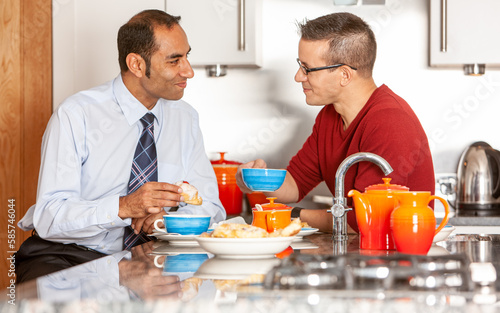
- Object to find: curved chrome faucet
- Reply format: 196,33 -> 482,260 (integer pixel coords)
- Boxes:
331,152 -> 393,241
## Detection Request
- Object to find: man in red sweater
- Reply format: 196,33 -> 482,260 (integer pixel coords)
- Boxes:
236,12 -> 435,233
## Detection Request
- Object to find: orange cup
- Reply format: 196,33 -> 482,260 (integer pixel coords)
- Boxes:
251,209 -> 291,233
247,192 -> 268,208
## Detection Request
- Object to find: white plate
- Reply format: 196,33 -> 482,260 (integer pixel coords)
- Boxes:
194,257 -> 281,280
293,228 -> 320,242
433,225 -> 456,242
150,231 -> 200,246
195,236 -> 295,259
297,227 -> 319,237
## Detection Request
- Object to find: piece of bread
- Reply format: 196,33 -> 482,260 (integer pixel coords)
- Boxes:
175,181 -> 203,205
206,219 -> 303,238
211,223 -> 268,238
279,218 -> 302,237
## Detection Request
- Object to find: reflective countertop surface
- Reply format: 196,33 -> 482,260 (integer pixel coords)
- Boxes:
4,231 -> 500,312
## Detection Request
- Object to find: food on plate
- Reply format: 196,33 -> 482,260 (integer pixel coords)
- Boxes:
175,181 -> 202,205
210,223 -> 268,238
269,218 -> 302,237
298,220 -> 311,228
201,218 -> 303,238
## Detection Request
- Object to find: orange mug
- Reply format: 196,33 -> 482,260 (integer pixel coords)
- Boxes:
251,209 -> 291,233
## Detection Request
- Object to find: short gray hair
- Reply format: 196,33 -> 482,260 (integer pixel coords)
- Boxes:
298,12 -> 376,77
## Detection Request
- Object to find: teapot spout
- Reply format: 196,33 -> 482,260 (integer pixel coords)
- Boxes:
347,190 -> 371,234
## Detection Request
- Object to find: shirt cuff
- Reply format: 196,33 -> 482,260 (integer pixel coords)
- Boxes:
96,195 -> 128,229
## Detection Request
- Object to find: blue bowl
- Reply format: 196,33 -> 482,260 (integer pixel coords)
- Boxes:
241,168 -> 286,192
164,215 -> 211,235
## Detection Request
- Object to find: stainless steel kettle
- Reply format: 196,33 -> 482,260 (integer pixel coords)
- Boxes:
456,141 -> 500,216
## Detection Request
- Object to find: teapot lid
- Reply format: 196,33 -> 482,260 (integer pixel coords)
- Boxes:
261,197 -> 291,210
365,178 -> 409,192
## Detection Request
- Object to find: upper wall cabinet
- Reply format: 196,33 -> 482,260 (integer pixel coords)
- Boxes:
430,0 -> 500,72
166,0 -> 262,71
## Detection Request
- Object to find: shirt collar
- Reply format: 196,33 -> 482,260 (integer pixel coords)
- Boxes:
112,74 -> 161,125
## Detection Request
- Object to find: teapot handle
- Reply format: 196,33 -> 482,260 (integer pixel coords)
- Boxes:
430,195 -> 450,235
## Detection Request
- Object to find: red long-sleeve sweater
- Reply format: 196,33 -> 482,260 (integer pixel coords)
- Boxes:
287,84 -> 435,232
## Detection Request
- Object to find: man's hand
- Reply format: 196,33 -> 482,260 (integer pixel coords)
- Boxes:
132,211 -> 166,234
119,182 -> 183,219
235,159 -> 267,194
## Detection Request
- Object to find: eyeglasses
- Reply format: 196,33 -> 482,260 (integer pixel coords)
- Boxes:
296,58 -> 357,75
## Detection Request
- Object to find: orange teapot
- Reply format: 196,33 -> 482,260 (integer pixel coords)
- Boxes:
348,178 -> 409,250
390,191 -> 450,255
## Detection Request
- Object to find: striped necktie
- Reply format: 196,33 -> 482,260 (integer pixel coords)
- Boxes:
123,113 -> 157,249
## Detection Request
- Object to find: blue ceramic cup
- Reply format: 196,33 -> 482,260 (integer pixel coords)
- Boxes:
154,214 -> 211,235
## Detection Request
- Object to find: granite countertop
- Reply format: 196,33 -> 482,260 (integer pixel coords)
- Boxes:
5,231 -> 500,312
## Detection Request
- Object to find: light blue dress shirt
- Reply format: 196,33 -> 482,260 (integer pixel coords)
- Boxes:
19,75 -> 226,254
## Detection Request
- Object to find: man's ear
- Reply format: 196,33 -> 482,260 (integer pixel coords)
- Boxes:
339,66 -> 353,87
126,53 -> 146,78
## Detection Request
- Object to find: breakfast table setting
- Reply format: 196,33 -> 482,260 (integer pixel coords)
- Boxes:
7,159 -> 500,312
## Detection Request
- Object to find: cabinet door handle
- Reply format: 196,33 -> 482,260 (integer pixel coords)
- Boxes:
238,0 -> 246,51
440,0 -> 447,52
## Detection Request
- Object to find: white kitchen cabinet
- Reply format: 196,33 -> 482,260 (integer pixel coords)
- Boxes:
165,0 -> 262,68
429,0 -> 500,67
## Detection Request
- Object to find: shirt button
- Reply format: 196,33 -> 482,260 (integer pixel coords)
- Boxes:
107,215 -> 111,219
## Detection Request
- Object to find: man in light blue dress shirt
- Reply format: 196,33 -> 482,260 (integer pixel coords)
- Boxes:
18,10 -> 225,255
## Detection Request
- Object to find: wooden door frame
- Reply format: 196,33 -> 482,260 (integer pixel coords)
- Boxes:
0,0 -> 52,289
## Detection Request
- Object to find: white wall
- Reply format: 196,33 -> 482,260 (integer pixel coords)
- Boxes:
53,0 -> 500,208
184,0 -> 500,207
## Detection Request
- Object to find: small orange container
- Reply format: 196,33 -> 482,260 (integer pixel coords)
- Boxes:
251,197 -> 292,233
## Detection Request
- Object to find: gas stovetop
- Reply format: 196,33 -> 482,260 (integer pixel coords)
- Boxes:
263,253 -> 474,292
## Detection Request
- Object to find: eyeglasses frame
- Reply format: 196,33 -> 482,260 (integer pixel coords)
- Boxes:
296,58 -> 357,75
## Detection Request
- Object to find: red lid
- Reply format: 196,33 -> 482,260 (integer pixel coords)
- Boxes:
365,178 -> 409,192
210,152 -> 242,165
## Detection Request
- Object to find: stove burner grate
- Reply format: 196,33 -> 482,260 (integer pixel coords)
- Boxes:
263,253 -> 473,292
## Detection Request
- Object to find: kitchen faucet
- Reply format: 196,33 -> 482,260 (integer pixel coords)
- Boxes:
331,152 -> 393,241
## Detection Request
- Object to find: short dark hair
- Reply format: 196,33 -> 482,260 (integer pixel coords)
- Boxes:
298,12 -> 376,77
118,10 -> 181,77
